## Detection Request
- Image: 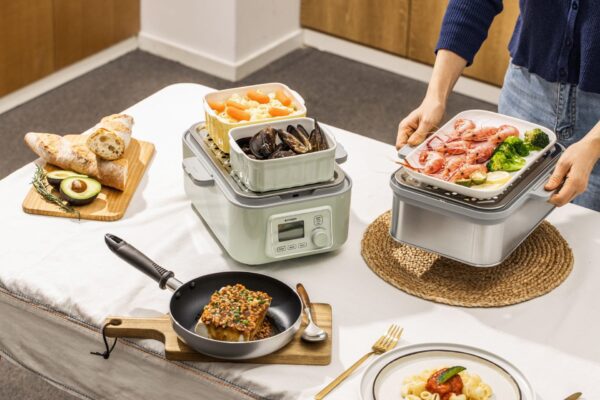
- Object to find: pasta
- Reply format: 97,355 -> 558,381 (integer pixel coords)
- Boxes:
401,366 -> 493,400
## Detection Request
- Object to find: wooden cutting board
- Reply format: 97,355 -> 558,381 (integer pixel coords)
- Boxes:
22,139 -> 155,221
103,303 -> 332,365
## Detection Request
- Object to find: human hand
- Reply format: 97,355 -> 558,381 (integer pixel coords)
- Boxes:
396,98 -> 445,149
545,136 -> 600,206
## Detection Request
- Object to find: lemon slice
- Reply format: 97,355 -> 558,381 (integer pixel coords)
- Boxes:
486,171 -> 511,184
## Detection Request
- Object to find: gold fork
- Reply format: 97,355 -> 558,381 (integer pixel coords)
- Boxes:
315,324 -> 403,400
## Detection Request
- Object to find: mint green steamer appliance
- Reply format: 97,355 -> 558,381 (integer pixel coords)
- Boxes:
182,123 -> 352,265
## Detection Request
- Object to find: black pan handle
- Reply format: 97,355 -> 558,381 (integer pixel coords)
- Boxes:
104,234 -> 176,290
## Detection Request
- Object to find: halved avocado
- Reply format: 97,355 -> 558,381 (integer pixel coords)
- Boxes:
47,170 -> 87,188
59,177 -> 101,206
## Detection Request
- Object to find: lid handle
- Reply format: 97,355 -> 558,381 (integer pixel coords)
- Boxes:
528,168 -> 555,200
183,157 -> 214,186
335,143 -> 348,164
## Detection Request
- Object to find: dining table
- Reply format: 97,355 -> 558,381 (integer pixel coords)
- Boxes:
0,83 -> 598,400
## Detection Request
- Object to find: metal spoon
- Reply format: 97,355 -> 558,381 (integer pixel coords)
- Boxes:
564,393 -> 582,400
296,283 -> 328,342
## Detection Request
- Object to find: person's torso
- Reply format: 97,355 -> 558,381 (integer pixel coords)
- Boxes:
510,0 -> 600,94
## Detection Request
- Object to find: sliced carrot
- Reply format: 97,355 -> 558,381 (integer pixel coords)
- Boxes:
207,100 -> 225,113
268,107 -> 292,117
227,107 -> 251,121
226,99 -> 249,110
275,89 -> 292,106
247,89 -> 270,104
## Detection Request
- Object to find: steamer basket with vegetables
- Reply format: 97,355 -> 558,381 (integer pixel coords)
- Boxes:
398,110 -> 556,199
203,83 -> 307,153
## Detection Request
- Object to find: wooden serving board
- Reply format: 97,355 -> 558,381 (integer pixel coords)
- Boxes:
103,303 -> 332,365
22,139 -> 155,221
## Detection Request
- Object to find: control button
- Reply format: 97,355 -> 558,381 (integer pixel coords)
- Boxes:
298,242 -> 307,249
572,1 -> 578,10
287,244 -> 297,250
311,228 -> 329,248
276,245 -> 286,253
313,215 -> 323,226
559,68 -> 567,77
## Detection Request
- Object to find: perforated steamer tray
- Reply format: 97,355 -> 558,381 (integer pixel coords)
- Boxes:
399,110 -> 557,199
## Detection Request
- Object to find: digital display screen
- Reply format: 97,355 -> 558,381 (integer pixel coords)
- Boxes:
278,221 -> 304,242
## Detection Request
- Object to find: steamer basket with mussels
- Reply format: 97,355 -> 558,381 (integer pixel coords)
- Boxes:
229,117 -> 338,192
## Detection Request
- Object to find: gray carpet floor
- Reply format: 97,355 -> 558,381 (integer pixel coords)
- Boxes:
0,48 -> 493,399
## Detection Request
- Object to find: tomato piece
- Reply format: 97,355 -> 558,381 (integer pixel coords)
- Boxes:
226,107 -> 251,121
226,100 -> 249,110
269,107 -> 291,117
275,89 -> 292,106
247,89 -> 270,104
207,100 -> 225,113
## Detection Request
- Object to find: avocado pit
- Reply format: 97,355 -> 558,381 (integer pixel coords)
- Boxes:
70,179 -> 87,193
59,176 -> 102,206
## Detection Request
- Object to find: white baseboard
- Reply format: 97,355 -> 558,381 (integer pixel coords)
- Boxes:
303,29 -> 501,105
0,37 -> 138,115
234,30 -> 303,80
139,29 -> 303,82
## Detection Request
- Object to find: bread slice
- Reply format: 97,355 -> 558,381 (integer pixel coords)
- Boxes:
85,114 -> 134,160
197,284 -> 272,342
24,132 -> 127,190
86,128 -> 125,160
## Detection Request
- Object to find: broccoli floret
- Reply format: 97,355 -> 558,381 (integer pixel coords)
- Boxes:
524,128 -> 550,150
487,151 -> 526,172
503,136 -> 530,157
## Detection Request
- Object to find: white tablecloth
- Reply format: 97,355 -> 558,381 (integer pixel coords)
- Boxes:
1,84 -> 598,400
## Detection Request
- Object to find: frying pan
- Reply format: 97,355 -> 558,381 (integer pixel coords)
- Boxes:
104,234 -> 302,360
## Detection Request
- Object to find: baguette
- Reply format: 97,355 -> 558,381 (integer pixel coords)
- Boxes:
85,114 -> 134,160
24,132 -> 127,190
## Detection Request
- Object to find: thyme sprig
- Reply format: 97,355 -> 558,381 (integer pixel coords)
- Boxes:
31,165 -> 80,218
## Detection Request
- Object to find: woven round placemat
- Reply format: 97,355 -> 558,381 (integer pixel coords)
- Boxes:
361,211 -> 574,307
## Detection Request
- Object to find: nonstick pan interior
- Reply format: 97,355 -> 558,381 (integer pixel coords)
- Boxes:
170,271 -> 302,341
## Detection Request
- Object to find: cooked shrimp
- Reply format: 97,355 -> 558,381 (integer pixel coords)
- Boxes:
418,151 -> 445,174
441,155 -> 466,180
402,151 -> 445,175
454,118 -> 476,133
428,136 -> 470,155
462,126 -> 498,141
450,163 -> 488,182
466,142 -> 496,164
490,124 -> 520,144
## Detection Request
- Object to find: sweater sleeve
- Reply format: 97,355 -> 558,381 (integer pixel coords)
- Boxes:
435,0 -> 504,65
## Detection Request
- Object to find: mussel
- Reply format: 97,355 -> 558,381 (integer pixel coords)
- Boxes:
249,127 -> 277,159
277,129 -> 310,154
287,125 -> 312,152
309,120 -> 329,152
236,137 -> 252,154
268,149 -> 296,159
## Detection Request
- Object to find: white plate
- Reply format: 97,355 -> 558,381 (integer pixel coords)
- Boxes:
400,110 -> 557,199
360,343 -> 535,400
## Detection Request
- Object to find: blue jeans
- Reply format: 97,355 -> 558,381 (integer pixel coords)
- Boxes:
498,63 -> 600,211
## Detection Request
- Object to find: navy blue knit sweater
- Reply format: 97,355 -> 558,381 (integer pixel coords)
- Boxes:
436,0 -> 600,94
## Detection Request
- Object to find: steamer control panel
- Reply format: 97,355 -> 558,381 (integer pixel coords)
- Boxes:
266,206 -> 333,258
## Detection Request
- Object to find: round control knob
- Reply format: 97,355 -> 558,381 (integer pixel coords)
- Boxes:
311,228 -> 329,248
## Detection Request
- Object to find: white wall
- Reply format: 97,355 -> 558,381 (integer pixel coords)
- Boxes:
235,0 -> 301,62
139,0 -> 302,81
